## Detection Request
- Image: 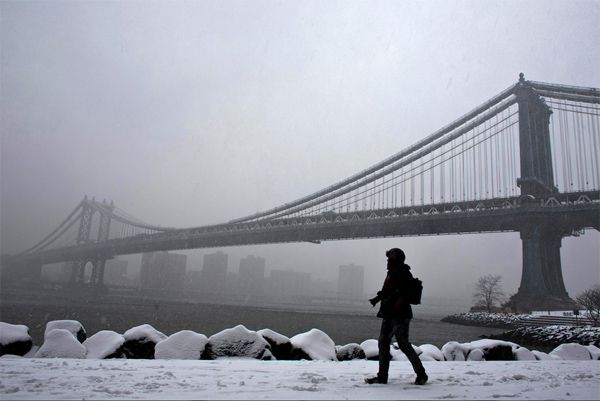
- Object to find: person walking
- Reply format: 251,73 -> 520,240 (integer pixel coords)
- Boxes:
365,248 -> 428,385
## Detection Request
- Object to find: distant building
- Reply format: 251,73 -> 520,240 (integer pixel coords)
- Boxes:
199,251 -> 228,293
269,269 -> 310,298
103,258 -> 128,286
338,263 -> 364,299
140,252 -> 187,292
239,255 -> 265,296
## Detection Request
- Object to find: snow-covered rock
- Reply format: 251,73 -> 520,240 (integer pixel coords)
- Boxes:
336,343 -> 366,361
257,329 -> 293,360
441,341 -> 469,361
155,330 -> 208,360
513,347 -> 536,361
122,324 -> 168,359
585,344 -> 600,360
35,329 -> 87,359
466,348 -> 485,361
83,330 -> 126,359
45,320 -> 86,343
0,322 -> 32,357
204,325 -> 272,360
468,339 -> 518,361
391,344 -> 422,361
419,344 -> 444,361
531,350 -> 554,360
549,343 -> 592,360
290,329 -> 337,361
360,339 -> 379,360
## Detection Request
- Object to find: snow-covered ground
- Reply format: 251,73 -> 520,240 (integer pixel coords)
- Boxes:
1,357 -> 599,400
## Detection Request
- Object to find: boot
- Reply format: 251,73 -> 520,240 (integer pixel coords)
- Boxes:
414,372 -> 428,385
365,375 -> 387,384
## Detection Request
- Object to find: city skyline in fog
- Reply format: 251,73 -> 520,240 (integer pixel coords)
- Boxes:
1,1 -> 599,305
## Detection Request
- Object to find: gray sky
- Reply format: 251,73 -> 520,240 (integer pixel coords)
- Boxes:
1,0 -> 599,303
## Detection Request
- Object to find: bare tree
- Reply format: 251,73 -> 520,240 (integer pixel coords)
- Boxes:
576,284 -> 600,326
472,274 -> 506,313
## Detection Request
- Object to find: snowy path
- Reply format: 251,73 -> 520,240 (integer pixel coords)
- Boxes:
1,358 -> 599,400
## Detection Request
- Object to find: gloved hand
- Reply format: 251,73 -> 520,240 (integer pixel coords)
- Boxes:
369,298 -> 378,307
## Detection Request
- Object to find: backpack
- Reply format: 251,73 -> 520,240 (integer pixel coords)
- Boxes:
407,277 -> 423,305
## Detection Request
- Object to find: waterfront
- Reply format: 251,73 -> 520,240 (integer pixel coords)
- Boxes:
0,288 -> 505,348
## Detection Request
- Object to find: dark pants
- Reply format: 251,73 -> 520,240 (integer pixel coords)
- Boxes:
377,317 -> 425,380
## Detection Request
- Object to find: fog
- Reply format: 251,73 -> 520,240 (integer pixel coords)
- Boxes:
1,1 -> 599,303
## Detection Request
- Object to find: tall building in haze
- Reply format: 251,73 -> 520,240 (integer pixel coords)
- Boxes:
140,252 -> 187,292
199,251 -> 228,293
338,263 -> 364,299
239,255 -> 265,296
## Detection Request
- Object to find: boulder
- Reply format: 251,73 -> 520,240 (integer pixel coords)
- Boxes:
466,348 -> 485,361
360,339 -> 379,360
336,343 -> 366,361
45,320 -> 86,343
155,330 -> 208,360
441,341 -> 469,361
513,347 -> 536,361
290,329 -> 337,361
204,325 -> 272,360
531,350 -> 554,361
419,344 -> 444,361
549,343 -> 592,360
468,339 -> 518,361
585,344 -> 600,360
0,322 -> 32,357
391,344 -> 422,361
83,330 -> 126,359
35,329 -> 86,359
122,324 -> 167,359
257,329 -> 293,360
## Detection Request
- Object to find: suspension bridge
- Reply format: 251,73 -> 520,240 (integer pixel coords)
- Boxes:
2,74 -> 599,310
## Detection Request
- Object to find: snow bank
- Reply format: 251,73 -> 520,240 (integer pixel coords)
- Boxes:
155,330 -> 208,360
0,323 -> 32,357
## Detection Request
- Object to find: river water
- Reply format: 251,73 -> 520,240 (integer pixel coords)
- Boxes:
1,289 -> 507,349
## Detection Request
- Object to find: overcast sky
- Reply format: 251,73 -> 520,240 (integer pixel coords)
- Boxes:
1,0 -> 599,302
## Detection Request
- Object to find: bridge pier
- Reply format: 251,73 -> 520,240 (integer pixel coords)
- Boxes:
513,223 -> 577,311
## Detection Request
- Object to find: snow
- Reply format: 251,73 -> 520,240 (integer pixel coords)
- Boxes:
550,343 -> 593,360
44,320 -> 85,341
155,330 -> 208,360
1,357 -> 598,400
205,325 -> 271,360
0,323 -> 31,346
123,324 -> 167,343
290,328 -> 337,361
33,329 -> 87,359
83,330 -> 126,359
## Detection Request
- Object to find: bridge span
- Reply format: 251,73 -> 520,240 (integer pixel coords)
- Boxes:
3,75 -> 599,311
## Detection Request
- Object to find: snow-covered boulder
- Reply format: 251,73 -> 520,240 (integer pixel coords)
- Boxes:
0,322 -> 32,357
336,343 -> 366,361
441,341 -> 469,361
391,344 -> 422,361
122,324 -> 167,359
513,347 -> 536,361
45,320 -> 86,343
468,339 -> 518,361
257,329 -> 293,360
419,344 -> 444,361
35,329 -> 86,359
585,344 -> 600,360
204,325 -> 272,360
531,350 -> 554,361
290,329 -> 337,361
466,348 -> 485,361
155,330 -> 208,360
549,343 -> 592,360
83,330 -> 126,359
360,339 -> 379,360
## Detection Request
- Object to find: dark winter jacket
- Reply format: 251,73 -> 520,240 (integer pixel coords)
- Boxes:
373,262 -> 414,320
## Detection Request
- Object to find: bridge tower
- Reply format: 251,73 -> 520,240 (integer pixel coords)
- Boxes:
513,74 -> 576,311
69,197 -> 113,291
